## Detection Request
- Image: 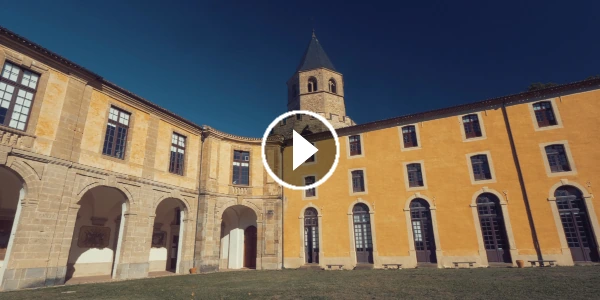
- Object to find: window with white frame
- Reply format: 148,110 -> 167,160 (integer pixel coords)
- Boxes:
0,61 -> 40,130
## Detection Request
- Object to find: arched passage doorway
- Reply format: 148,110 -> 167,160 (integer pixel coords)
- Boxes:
476,193 -> 511,263
149,198 -> 186,274
0,167 -> 25,283
555,186 -> 599,262
66,186 -> 128,281
220,205 -> 257,269
352,203 -> 373,264
410,199 -> 437,264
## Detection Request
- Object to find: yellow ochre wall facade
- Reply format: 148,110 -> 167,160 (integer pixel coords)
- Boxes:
283,90 -> 600,269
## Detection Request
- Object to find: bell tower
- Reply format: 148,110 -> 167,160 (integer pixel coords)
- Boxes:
286,31 -> 354,129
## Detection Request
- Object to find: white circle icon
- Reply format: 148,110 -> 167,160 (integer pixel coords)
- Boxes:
261,110 -> 340,191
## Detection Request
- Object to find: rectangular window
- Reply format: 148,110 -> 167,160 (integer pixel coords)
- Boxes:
0,62 -> 40,130
305,176 -> 316,197
296,115 -> 302,121
232,150 -> 250,185
402,125 -> 418,148
533,101 -> 558,127
545,145 -> 571,172
102,106 -> 130,159
349,135 -> 362,156
407,163 -> 424,187
351,170 -> 365,193
169,133 -> 186,175
462,114 -> 482,138
281,118 -> 287,126
471,154 -> 492,180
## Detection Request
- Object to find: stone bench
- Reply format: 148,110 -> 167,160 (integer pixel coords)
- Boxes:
382,264 -> 402,269
325,264 -> 344,270
528,260 -> 556,267
453,261 -> 476,268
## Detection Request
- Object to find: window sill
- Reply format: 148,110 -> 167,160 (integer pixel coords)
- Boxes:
101,153 -> 126,163
547,170 -> 577,177
533,124 -> 564,132
407,185 -> 427,191
0,124 -> 35,137
463,136 -> 487,143
401,146 -> 422,152
471,178 -> 497,185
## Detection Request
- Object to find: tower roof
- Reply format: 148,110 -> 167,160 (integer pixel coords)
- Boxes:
296,31 -> 336,72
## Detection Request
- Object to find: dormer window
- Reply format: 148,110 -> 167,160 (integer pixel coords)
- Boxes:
308,77 -> 318,92
328,79 -> 337,94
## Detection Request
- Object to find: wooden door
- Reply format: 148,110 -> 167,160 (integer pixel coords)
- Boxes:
352,204 -> 373,264
244,226 -> 257,269
556,187 -> 599,262
304,208 -> 319,264
170,235 -> 179,271
477,194 -> 511,263
410,200 -> 437,263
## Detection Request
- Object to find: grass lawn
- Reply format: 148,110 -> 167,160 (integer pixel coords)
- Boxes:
1,266 -> 599,299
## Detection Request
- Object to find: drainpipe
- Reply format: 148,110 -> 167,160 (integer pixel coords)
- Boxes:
501,102 -> 543,261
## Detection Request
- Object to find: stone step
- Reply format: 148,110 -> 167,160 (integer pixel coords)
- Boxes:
299,264 -> 322,270
354,263 -> 374,270
416,263 -> 438,268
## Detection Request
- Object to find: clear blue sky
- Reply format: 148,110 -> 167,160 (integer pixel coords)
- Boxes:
2,1 -> 598,137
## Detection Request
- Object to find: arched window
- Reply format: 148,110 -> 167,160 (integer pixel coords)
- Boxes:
410,199 -> 437,263
352,203 -> 373,264
304,208 -> 319,264
476,193 -> 511,263
555,186 -> 599,262
307,77 -> 318,92
328,79 -> 337,94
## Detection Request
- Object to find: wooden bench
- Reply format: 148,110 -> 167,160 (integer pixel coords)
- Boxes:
382,264 -> 402,269
452,261 -> 475,268
325,264 -> 344,270
528,260 -> 557,267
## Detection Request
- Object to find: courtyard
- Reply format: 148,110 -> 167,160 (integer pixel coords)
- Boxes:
1,266 -> 599,299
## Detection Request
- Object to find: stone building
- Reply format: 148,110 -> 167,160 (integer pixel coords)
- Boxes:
0,24 -> 599,292
0,26 -> 283,290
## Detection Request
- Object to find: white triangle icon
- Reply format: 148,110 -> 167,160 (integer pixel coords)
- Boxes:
293,130 -> 318,171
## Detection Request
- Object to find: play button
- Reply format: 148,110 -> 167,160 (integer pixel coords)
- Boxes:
292,130 -> 318,170
261,110 -> 340,191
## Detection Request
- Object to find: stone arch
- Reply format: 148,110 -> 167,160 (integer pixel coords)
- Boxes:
153,194 -> 191,215
547,180 -> 600,265
219,204 -> 259,270
75,183 -> 133,212
347,198 -> 374,214
469,188 -> 517,266
66,184 -> 131,281
149,195 -> 189,274
404,194 -> 436,211
548,180 -> 592,200
217,200 -> 262,223
299,202 -> 323,218
5,160 -> 41,200
470,188 -> 507,206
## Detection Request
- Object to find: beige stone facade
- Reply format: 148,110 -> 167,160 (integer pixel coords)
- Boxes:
0,28 -> 284,291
